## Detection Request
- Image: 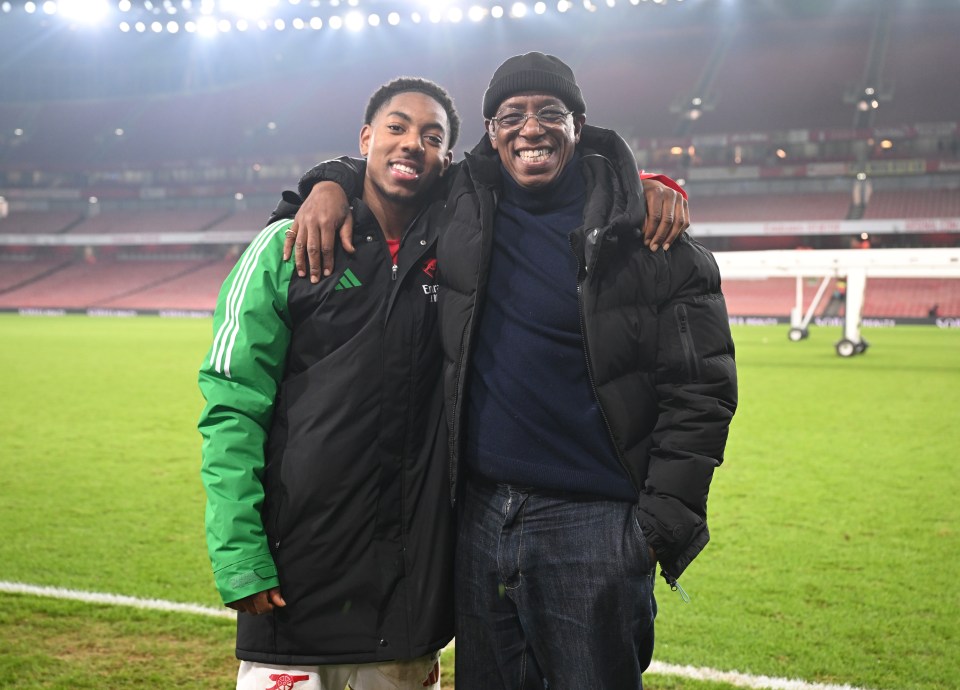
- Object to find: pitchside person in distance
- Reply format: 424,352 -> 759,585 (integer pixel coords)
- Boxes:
197,78 -> 459,690
285,52 -> 738,689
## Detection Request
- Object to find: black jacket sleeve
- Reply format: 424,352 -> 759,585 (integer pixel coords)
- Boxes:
297,156 -> 367,201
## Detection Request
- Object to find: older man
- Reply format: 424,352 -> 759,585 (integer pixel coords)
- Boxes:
285,53 -> 737,689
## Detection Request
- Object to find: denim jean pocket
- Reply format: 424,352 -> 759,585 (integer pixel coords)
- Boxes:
630,505 -> 655,574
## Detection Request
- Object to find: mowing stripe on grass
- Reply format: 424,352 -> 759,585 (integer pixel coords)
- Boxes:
1,581 -> 879,690
0,581 -> 235,620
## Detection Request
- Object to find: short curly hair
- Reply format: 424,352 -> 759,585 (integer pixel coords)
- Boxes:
363,77 -> 461,150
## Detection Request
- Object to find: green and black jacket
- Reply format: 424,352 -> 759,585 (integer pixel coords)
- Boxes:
198,192 -> 453,665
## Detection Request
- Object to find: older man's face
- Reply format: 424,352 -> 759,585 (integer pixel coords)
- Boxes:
486,92 -> 585,190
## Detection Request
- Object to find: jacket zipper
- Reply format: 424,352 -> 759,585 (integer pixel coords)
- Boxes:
675,304 -> 700,382
572,231 -> 689,601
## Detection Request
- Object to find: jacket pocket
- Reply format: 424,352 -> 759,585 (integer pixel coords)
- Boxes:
674,304 -> 701,382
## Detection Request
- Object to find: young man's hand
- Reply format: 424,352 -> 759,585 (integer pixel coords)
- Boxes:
641,177 -> 689,252
282,182 -> 354,282
226,587 -> 286,615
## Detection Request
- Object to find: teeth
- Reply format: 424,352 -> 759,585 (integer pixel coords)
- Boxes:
392,163 -> 418,176
518,149 -> 550,162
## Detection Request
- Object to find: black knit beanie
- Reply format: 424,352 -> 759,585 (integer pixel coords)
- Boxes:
482,52 -> 587,118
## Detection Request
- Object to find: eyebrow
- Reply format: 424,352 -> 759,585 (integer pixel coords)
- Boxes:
385,110 -> 446,134
497,98 -> 564,111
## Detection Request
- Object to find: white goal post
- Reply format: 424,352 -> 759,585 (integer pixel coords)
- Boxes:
714,248 -> 960,356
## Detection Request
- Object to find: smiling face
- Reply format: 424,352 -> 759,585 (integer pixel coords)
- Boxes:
486,91 -> 585,190
360,91 -> 453,210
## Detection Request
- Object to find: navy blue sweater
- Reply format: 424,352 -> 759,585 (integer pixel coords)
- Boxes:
463,156 -> 635,501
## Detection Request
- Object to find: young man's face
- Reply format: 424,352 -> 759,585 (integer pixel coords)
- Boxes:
486,92 -> 585,190
360,91 -> 453,208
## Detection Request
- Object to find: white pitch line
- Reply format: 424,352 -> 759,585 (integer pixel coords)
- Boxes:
1,581 -> 878,690
0,581 -> 235,619
647,661 -> 877,690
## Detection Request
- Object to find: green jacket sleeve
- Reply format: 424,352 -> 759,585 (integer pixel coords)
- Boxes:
198,218 -> 295,605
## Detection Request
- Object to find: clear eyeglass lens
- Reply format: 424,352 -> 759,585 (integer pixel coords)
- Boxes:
496,108 -> 569,129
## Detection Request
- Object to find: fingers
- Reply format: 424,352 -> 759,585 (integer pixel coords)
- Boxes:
340,213 -> 355,255
283,223 -> 297,262
267,588 -> 287,608
643,186 -> 675,253
663,195 -> 690,252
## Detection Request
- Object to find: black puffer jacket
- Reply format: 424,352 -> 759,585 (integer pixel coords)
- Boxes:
436,126 -> 738,580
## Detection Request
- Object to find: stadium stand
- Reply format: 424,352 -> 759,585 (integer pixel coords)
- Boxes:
0,0 -> 957,320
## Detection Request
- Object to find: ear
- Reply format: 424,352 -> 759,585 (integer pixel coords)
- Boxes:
359,123 -> 373,157
485,119 -> 499,149
439,149 -> 454,175
572,114 -> 586,144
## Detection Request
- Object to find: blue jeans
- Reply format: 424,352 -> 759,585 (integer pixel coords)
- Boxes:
454,477 -> 657,690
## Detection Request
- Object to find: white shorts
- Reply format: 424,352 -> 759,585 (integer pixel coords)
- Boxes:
236,651 -> 441,690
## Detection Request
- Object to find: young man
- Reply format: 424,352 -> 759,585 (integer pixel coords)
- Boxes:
198,78 -> 458,690
287,53 -> 738,690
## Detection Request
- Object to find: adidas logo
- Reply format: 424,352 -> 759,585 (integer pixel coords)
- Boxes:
334,268 -> 363,291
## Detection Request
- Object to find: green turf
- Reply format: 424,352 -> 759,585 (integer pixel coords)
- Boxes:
1,315 -> 958,689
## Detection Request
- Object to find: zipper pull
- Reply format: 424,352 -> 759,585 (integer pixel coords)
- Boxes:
662,570 -> 691,603
392,263 -> 398,281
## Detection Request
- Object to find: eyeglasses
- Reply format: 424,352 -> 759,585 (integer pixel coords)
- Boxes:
489,106 -> 573,131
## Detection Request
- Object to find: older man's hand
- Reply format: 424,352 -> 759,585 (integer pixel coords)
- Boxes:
226,587 -> 286,615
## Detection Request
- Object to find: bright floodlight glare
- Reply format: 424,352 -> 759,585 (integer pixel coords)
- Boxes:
24,1 -> 37,13
329,14 -> 342,28
196,14 -> 217,33
220,0 -> 272,20
257,18 -> 268,28
309,15 -> 322,28
367,12 -> 379,25
119,20 -> 130,29
41,1 -> 55,15
114,128 -> 124,136
468,4 -> 485,20
135,19 -> 146,30
272,17 -> 283,29
166,19 -> 178,30
428,8 -> 441,22
184,19 -> 195,30
410,11 -> 420,22
1,2 -> 11,12
236,17 -> 248,29
235,192 -> 244,200
291,16 -> 304,28
387,11 -> 399,24
510,2 -> 526,17
345,10 -> 363,29
557,0 -> 570,12
267,121 -> 277,130
14,128 -> 24,136
62,0 -> 113,22
534,1 -> 545,13
490,4 -> 502,17
447,6 -> 462,21
182,0 -> 192,9
607,0 -> 615,6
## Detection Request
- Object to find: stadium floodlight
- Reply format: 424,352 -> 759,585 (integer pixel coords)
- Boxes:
119,20 -> 130,29
1,2 -> 11,12
387,10 -> 398,24
151,20 -> 162,30
41,1 -> 55,15
236,17 -> 248,28
490,4 -> 502,17
410,10 -> 420,22
114,128 -> 124,136
196,14 -> 217,33
345,10 -> 363,29
291,16 -> 303,28
557,0 -> 570,12
184,19 -> 195,30
510,2 -> 526,17
271,16 -> 282,29
134,19 -> 146,30
182,0 -> 192,9
328,14 -> 342,28
447,6 -> 462,22
14,128 -> 24,136
24,2 -> 37,13
309,15 -> 321,28
367,12 -> 379,25
606,0 -> 615,7
534,1 -> 545,14
219,0 -> 271,20
467,4 -> 485,20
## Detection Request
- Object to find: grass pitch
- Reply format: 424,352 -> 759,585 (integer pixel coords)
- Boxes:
0,315 -> 957,689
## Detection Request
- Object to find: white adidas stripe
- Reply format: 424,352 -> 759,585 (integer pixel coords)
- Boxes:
210,219 -> 290,378
0,580 -> 878,690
